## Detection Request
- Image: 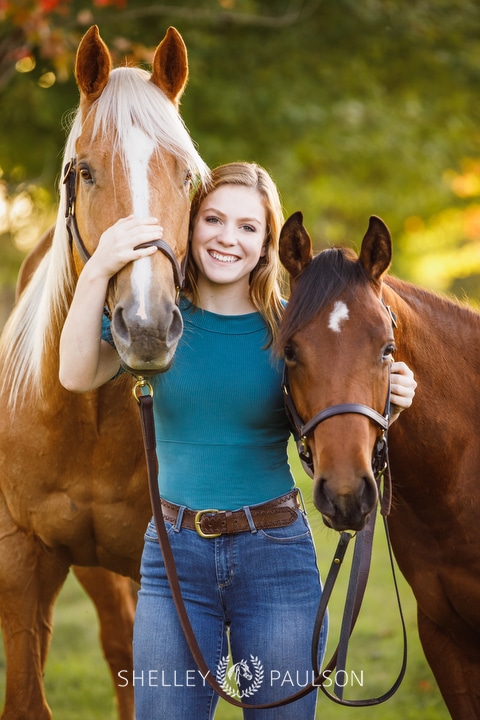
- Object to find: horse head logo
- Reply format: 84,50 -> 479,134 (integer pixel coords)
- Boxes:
228,658 -> 253,684
217,654 -> 264,699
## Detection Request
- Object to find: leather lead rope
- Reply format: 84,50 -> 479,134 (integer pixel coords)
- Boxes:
134,379 -> 407,709
135,386 -> 314,709
313,486 -> 408,707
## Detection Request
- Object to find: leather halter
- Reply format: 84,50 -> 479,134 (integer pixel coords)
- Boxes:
282,303 -> 397,494
283,365 -> 391,486
63,158 -> 186,298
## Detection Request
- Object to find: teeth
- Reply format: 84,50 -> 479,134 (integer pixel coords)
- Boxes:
210,250 -> 238,263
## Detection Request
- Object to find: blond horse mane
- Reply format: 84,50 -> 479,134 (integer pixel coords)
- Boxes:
0,66 -> 208,409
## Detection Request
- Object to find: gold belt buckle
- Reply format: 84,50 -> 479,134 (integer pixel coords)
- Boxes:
194,509 -> 222,538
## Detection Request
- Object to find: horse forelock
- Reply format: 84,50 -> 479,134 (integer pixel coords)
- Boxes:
88,67 -> 208,183
278,246 -> 368,351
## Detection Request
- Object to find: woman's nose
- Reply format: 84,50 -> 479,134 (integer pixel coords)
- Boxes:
218,224 -> 237,246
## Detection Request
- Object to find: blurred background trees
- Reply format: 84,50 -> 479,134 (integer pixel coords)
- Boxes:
1,0 -> 480,311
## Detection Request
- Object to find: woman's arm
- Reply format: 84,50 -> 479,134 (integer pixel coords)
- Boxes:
59,216 -> 162,392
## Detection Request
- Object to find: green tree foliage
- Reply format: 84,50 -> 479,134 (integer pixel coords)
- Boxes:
1,0 -> 480,298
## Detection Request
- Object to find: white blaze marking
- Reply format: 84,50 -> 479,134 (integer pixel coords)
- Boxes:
124,126 -> 156,321
328,301 -> 349,333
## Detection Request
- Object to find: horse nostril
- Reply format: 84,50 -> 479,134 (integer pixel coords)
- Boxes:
112,305 -> 130,344
360,476 -> 378,515
166,306 -> 183,346
313,478 -> 335,516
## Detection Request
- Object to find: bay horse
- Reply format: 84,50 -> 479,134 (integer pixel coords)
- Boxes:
0,25 -> 207,720
277,212 -> 480,719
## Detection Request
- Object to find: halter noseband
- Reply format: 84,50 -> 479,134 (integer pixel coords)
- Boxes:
63,157 -> 186,299
283,365 -> 390,479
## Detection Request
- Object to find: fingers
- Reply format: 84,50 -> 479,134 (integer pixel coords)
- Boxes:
390,361 -> 417,413
93,216 -> 164,276
104,216 -> 163,249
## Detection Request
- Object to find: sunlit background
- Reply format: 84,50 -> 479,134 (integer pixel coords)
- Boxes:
0,2 -> 478,718
1,0 -> 480,323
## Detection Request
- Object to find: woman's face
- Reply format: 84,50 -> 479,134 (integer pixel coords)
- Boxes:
191,184 -> 267,295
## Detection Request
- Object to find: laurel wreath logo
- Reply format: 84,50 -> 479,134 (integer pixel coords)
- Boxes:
216,655 -> 264,699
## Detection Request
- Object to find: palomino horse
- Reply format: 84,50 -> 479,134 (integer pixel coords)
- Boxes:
277,212 -> 480,719
0,25 -> 206,720
13,231 -> 138,720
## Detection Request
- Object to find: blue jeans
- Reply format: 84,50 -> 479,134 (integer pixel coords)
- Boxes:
133,503 -> 327,720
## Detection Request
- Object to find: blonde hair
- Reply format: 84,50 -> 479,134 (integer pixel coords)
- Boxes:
185,162 -> 286,345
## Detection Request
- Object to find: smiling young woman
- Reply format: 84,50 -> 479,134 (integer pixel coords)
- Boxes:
59,161 -> 416,720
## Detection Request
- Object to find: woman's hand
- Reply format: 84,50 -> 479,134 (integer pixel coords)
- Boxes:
60,216 -> 163,393
389,361 -> 417,424
88,216 -> 163,280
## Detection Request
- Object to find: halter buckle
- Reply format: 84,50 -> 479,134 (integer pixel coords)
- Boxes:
63,158 -> 75,184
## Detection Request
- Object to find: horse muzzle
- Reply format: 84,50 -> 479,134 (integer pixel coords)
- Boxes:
314,472 -> 379,532
111,301 -> 183,374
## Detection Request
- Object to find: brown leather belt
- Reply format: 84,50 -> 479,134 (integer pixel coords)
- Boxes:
160,489 -> 300,538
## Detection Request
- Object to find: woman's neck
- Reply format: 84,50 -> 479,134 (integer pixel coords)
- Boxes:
194,280 -> 256,315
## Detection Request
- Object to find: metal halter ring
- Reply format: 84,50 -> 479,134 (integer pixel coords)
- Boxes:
132,377 -> 154,404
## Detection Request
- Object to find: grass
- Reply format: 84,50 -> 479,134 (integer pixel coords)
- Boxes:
0,446 -> 450,719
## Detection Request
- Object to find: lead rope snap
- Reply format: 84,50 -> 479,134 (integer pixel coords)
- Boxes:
132,376 -> 154,404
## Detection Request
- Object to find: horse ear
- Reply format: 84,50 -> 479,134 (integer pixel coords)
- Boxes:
279,212 -> 313,279
75,26 -> 112,103
151,27 -> 188,106
359,215 -> 392,282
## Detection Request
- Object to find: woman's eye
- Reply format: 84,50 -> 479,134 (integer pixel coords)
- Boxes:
241,224 -> 256,233
205,216 -> 220,224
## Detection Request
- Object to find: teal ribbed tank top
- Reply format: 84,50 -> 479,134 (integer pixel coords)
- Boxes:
150,299 -> 294,510
102,299 -> 294,510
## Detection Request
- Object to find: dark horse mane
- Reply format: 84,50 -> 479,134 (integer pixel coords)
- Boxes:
278,245 -> 480,353
278,246 -> 370,350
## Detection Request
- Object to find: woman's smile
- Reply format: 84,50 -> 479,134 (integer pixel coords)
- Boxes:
208,249 -> 240,264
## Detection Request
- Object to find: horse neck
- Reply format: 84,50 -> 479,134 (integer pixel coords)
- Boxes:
384,276 -> 480,495
382,276 -> 480,527
384,276 -> 480,370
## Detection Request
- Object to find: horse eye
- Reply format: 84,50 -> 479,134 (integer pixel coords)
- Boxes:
284,345 -> 297,365
383,343 -> 396,360
184,169 -> 192,186
79,166 -> 93,183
